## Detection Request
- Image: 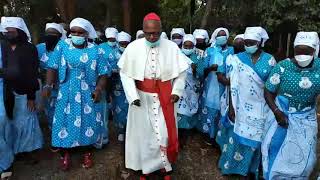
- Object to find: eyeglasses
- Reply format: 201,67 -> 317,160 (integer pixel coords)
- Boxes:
143,31 -> 161,38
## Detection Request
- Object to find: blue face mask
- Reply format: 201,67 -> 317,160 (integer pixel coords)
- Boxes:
145,39 -> 160,48
107,41 -> 117,47
182,47 -> 195,56
215,36 -> 228,46
71,35 -> 86,45
119,46 -> 126,52
245,45 -> 258,54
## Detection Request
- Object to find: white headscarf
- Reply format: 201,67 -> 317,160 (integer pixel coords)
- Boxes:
244,27 -> 269,47
136,30 -> 144,39
1,16 -> 31,42
45,23 -> 67,39
0,24 -> 7,32
183,34 -> 196,46
210,27 -> 229,45
193,29 -> 209,43
234,34 -> 244,41
161,32 -> 168,39
105,27 -> 118,39
117,31 -> 131,42
70,17 -> 97,39
294,32 -> 319,57
170,28 -> 185,39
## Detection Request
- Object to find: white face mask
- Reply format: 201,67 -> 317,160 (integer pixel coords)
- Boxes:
172,38 -> 182,45
295,55 -> 314,67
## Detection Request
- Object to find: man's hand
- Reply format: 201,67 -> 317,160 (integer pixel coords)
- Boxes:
170,94 -> 179,103
132,99 -> 141,107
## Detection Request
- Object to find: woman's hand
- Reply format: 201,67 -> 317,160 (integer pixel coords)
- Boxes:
92,89 -> 102,103
274,110 -> 289,128
27,100 -> 37,112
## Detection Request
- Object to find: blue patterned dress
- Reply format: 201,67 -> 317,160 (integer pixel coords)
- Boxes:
197,45 -> 233,138
0,45 -> 14,173
99,43 -> 128,135
48,39 -> 109,148
218,51 -> 276,176
37,43 -> 58,128
177,49 -> 205,129
263,58 -> 320,179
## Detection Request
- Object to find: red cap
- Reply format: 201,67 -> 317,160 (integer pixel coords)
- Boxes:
143,12 -> 161,22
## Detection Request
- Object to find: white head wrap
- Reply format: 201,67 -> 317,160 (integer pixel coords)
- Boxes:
170,28 -> 185,39
294,32 -> 319,56
1,16 -> 31,41
117,31 -> 131,42
70,18 -> 97,39
45,23 -> 66,39
105,27 -> 118,39
210,27 -> 229,45
183,34 -> 196,46
161,32 -> 168,39
136,30 -> 144,39
244,27 -> 269,47
0,24 -> 7,32
234,34 -> 244,41
193,29 -> 209,43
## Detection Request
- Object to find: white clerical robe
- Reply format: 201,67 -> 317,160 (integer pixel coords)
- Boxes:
118,38 -> 190,174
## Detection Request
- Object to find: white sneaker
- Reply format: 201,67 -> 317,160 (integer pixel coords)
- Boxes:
118,134 -> 125,142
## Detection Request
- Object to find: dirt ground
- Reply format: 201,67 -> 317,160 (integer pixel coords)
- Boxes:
10,120 -> 320,180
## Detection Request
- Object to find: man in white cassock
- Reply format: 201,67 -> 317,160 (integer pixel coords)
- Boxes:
117,13 -> 190,180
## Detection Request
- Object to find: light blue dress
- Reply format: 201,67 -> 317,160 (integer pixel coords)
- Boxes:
197,45 -> 233,138
263,58 -> 320,179
0,45 -> 14,173
218,51 -> 274,177
177,49 -> 205,129
48,39 -> 109,148
37,43 -> 58,128
99,43 -> 128,135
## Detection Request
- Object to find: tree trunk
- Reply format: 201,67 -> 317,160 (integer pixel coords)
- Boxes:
200,0 -> 213,28
55,0 -> 76,23
122,0 -> 130,32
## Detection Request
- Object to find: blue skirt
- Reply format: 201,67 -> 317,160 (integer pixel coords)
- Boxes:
111,90 -> 128,134
12,93 -> 43,153
177,114 -> 197,129
196,104 -> 219,138
218,131 -> 260,177
0,83 -> 14,172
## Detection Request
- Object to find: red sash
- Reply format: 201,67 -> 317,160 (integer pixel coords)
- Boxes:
136,79 -> 179,163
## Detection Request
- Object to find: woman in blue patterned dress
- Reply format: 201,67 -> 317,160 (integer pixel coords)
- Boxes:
198,28 -> 234,143
110,31 -> 130,142
262,32 -> 320,179
37,23 -> 65,129
177,34 -> 205,147
216,34 -> 245,151
43,18 -> 109,170
99,28 -> 125,142
218,27 -> 276,178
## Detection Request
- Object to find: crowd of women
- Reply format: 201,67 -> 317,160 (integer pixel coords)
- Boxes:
0,15 -> 319,180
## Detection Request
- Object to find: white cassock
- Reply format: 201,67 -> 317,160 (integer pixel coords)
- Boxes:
118,38 -> 190,174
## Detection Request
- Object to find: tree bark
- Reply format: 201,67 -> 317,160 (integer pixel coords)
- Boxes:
122,0 -> 130,32
201,0 -> 213,28
55,0 -> 76,23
